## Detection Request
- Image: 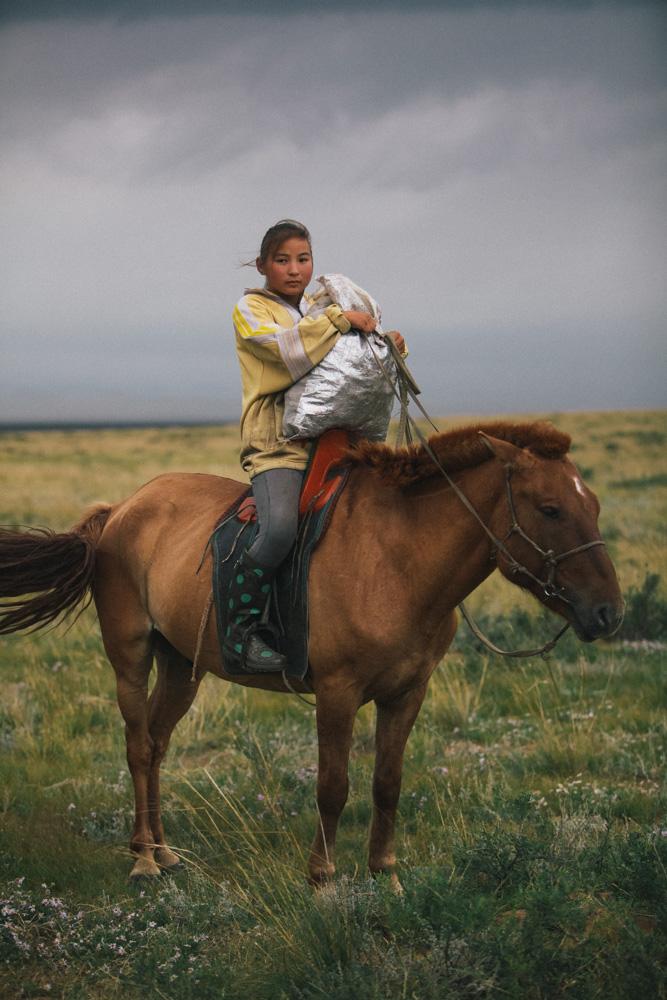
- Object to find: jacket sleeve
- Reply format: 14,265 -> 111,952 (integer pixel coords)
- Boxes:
233,295 -> 351,385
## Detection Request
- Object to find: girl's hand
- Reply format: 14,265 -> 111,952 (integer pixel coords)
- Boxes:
386,330 -> 406,355
343,310 -> 376,333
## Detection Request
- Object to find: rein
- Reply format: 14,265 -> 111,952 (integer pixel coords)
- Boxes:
370,337 -> 606,659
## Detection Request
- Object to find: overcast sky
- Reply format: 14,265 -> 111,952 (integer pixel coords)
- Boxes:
1,0 -> 665,423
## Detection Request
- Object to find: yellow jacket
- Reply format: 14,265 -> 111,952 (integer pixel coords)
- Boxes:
233,288 -> 352,477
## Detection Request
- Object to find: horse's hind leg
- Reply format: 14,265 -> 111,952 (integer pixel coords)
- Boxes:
147,636 -> 201,871
369,683 -> 428,890
107,631 -> 160,879
95,566 -> 162,879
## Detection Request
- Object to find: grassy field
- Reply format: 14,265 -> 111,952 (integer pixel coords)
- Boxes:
1,410 -> 666,999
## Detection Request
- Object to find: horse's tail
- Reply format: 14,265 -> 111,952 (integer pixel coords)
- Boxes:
0,502 -> 113,635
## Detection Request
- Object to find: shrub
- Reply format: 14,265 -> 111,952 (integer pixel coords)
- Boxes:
618,573 -> 667,641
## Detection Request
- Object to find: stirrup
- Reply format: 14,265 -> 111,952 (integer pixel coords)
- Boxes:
223,620 -> 287,674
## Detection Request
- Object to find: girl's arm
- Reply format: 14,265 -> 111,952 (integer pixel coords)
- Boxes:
234,295 -> 351,385
342,312 -> 407,356
386,330 -> 407,356
342,310 -> 375,333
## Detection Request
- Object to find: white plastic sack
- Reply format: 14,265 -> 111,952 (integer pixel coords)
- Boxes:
282,274 -> 397,442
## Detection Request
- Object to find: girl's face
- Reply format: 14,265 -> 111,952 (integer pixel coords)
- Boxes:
257,236 -> 313,306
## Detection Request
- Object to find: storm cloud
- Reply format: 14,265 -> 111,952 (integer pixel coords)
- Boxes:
1,2 -> 665,421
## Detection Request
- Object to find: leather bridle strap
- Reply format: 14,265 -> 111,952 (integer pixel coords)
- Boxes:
458,602 -> 571,659
367,336 -> 606,658
499,467 -> 606,603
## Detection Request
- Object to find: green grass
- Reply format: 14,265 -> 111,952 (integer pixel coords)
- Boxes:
610,473 -> 667,490
1,411 -> 666,998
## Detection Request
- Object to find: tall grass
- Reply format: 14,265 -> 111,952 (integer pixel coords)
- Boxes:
1,410 -> 666,997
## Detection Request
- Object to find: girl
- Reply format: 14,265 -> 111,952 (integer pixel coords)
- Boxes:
225,219 -> 404,672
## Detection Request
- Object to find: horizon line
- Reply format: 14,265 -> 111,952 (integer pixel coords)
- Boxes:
0,405 -> 664,435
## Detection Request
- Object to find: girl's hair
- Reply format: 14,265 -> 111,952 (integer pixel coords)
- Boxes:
257,219 -> 311,266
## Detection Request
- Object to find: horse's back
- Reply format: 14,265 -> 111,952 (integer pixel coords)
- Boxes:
94,472 -> 246,642
104,472 -> 245,536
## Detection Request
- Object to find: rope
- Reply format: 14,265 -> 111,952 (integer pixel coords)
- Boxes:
191,509 -> 246,683
367,335 -> 607,660
191,590 -> 213,683
457,601 -> 570,659
281,670 -> 317,707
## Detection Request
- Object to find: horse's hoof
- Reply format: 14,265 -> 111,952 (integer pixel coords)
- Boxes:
371,870 -> 404,895
308,863 -> 335,888
388,873 -> 404,895
129,856 -> 161,880
159,861 -> 185,876
155,846 -> 183,871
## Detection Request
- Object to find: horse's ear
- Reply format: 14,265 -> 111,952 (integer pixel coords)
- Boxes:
478,433 -> 533,468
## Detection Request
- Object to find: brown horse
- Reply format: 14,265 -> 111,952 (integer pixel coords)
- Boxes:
0,422 -> 623,885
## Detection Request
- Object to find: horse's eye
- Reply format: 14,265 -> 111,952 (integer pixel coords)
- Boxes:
540,505 -> 560,519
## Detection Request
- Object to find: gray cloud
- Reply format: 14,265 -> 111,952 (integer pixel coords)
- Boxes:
0,1 -> 649,22
1,4 -> 665,421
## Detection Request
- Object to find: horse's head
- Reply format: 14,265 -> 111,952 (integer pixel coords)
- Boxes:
481,434 -> 624,641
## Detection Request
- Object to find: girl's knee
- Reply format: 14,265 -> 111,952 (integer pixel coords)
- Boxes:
250,468 -> 303,568
253,511 -> 299,567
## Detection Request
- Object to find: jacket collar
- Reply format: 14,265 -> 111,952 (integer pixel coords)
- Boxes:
244,286 -> 311,316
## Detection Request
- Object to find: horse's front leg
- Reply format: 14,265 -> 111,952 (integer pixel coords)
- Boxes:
308,686 -> 359,885
369,683 -> 428,887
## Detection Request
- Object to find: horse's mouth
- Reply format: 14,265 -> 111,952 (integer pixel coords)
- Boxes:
570,601 -> 625,642
571,622 -> 597,643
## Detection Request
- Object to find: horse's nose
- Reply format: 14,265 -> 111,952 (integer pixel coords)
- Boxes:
593,602 -> 623,635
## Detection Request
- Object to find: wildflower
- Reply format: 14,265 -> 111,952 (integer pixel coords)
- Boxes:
257,793 -> 265,801
67,803 -> 76,812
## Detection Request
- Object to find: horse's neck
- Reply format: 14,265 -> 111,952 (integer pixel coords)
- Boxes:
353,461 -> 504,612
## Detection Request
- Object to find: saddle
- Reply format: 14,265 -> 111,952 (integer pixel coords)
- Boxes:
211,430 -> 352,679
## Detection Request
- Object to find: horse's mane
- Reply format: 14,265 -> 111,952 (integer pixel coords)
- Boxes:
347,421 -> 571,487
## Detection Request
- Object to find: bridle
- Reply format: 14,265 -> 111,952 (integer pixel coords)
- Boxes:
414,429 -> 606,608
372,338 -> 607,658
491,464 -> 606,607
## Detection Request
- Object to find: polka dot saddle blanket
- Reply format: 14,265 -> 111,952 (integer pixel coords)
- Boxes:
210,430 -> 352,679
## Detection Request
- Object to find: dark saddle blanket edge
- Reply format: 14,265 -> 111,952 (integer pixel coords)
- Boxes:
210,432 -> 352,679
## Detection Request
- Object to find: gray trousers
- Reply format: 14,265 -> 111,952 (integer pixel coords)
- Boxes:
246,468 -> 304,570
